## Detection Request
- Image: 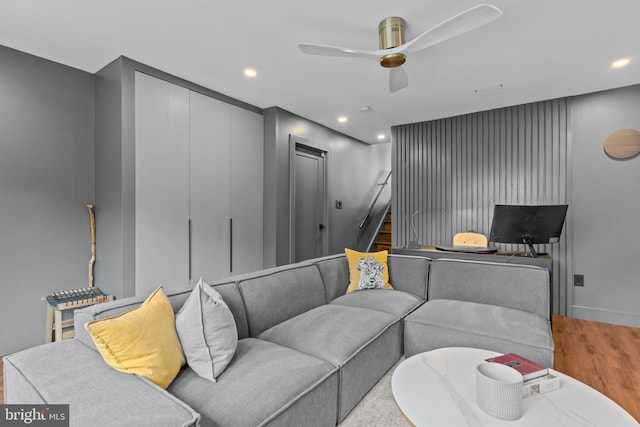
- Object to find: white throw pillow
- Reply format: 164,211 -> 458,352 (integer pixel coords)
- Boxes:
175,277 -> 238,382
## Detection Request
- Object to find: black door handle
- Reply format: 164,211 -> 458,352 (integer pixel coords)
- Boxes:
319,224 -> 325,230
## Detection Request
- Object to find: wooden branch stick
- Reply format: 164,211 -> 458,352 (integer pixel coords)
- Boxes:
87,203 -> 96,287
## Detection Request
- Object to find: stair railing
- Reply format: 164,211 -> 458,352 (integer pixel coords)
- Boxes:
359,171 -> 392,229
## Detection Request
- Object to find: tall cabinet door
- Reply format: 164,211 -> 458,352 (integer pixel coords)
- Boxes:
134,72 -> 190,295
230,106 -> 264,274
189,91 -> 231,282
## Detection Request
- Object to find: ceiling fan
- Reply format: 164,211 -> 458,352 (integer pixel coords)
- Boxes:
298,4 -> 503,93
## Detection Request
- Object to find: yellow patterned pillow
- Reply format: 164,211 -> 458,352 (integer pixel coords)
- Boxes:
85,286 -> 185,388
345,248 -> 394,293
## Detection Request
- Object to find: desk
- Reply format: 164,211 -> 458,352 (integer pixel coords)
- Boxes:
392,246 -> 552,271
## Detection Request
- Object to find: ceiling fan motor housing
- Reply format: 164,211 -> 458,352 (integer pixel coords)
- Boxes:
379,16 -> 406,68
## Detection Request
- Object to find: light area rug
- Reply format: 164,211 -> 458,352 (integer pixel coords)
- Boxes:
338,358 -> 412,427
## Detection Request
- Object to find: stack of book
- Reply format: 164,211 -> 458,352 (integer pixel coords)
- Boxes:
485,353 -> 560,398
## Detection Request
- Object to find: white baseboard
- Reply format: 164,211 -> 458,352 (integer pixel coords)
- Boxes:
572,305 -> 640,328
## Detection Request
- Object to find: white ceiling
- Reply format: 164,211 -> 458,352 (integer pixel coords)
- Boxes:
2,0 -> 639,144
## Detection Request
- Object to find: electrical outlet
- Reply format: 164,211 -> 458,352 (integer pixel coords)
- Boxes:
574,274 -> 584,287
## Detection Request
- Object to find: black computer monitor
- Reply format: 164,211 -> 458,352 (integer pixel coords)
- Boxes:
489,204 -> 568,257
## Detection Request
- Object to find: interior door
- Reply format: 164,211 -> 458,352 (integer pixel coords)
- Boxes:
293,144 -> 327,262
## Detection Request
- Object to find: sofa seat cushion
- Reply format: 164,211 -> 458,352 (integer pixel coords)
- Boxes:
168,338 -> 338,427
330,289 -> 424,318
258,304 -> 402,423
404,299 -> 554,367
258,304 -> 398,367
3,339 -> 199,427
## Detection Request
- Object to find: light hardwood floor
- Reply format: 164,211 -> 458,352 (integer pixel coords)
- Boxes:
1,316 -> 639,421
552,315 -> 640,421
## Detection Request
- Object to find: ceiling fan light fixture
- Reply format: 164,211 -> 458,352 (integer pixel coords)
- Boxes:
298,5 -> 503,93
380,52 -> 406,68
378,16 -> 406,49
379,16 -> 407,68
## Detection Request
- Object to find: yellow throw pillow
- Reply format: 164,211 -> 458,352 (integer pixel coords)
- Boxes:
85,286 -> 185,389
345,248 -> 394,293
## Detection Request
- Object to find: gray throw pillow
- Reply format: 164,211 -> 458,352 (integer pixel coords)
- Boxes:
175,277 -> 238,382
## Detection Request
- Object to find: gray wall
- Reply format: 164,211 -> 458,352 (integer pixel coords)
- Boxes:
263,107 -> 391,267
94,57 -> 129,300
0,45 -> 95,355
571,85 -> 640,326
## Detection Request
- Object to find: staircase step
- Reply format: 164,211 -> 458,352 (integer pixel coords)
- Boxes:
378,231 -> 391,243
374,242 -> 391,252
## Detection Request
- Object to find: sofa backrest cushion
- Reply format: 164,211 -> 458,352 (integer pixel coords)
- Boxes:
237,263 -> 327,337
314,253 -> 430,302
207,281 -> 251,339
428,258 -> 550,319
387,255 -> 430,300
313,254 -> 350,302
74,281 -> 250,350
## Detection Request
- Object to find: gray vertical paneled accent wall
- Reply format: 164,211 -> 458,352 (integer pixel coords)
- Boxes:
393,98 -> 572,315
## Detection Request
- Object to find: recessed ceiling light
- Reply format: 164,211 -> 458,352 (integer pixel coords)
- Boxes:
377,133 -> 386,141
611,58 -> 631,69
338,116 -> 348,123
291,126 -> 306,135
243,68 -> 257,78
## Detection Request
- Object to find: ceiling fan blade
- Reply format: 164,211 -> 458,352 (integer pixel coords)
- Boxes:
389,67 -> 408,93
298,43 -> 382,61
400,4 -> 503,54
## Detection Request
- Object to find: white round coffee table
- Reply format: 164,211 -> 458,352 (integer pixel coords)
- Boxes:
392,347 -> 639,426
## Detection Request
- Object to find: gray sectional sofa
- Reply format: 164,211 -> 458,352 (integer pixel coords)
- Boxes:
4,254 -> 554,427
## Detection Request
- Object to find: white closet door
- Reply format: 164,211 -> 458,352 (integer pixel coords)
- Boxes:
189,91 -> 231,282
135,72 -> 190,295
230,106 -> 264,274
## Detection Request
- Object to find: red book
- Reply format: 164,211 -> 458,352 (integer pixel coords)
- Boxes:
485,353 -> 548,381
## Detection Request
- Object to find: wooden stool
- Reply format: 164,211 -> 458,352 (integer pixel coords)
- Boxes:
44,288 -> 114,342
45,304 -> 76,342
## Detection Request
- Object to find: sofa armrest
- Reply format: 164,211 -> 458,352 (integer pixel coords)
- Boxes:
4,339 -> 199,427
428,258 -> 550,319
